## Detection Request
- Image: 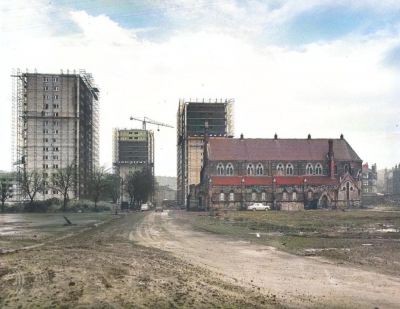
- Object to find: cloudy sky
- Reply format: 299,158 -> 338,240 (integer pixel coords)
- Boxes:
1,0 -> 399,176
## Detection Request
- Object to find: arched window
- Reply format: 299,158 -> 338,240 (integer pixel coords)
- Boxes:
217,163 -> 224,175
251,191 -> 257,201
286,163 -> 294,175
261,192 -> 266,201
292,191 -> 297,201
229,192 -> 234,201
282,192 -> 288,201
276,163 -> 284,175
315,163 -> 323,175
306,163 -> 313,175
307,191 -> 313,199
226,163 -> 234,175
256,163 -> 264,175
219,192 -> 225,201
247,163 -> 254,175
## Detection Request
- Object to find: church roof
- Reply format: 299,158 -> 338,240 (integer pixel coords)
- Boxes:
207,137 -> 361,162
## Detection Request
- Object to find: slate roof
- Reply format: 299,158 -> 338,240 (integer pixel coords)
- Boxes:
211,176 -> 338,186
207,138 -> 361,162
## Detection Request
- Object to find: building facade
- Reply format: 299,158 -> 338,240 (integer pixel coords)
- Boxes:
384,164 -> 400,194
195,134 -> 363,211
112,128 -> 154,202
177,99 -> 234,208
12,70 -> 99,200
361,163 -> 377,195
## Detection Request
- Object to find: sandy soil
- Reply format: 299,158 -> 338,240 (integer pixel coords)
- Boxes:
135,210 -> 400,308
0,212 -> 279,308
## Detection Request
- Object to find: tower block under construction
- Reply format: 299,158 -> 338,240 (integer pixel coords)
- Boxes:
177,99 -> 234,208
12,70 -> 99,200
112,128 -> 154,202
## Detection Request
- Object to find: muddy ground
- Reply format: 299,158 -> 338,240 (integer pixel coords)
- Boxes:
0,212 -> 279,308
135,210 -> 400,308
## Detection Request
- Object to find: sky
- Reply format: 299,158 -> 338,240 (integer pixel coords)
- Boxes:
1,0 -> 399,176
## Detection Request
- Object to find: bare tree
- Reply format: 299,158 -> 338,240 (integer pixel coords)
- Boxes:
51,163 -> 75,211
88,167 -> 108,210
104,173 -> 120,204
21,168 -> 43,208
0,175 -> 13,213
125,172 -> 136,207
125,168 -> 154,209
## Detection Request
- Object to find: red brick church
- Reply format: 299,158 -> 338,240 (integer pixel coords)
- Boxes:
191,134 -> 363,210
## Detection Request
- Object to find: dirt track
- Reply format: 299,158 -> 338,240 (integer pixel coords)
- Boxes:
0,212 -> 279,308
135,210 -> 400,308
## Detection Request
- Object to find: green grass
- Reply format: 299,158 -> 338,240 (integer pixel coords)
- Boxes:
184,209 -> 400,276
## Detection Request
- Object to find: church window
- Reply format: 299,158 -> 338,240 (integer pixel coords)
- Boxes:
261,192 -> 266,201
276,163 -> 284,175
229,192 -> 234,201
344,164 -> 350,174
226,163 -> 234,175
219,192 -> 225,201
251,191 -> 257,201
247,164 -> 254,175
315,163 -> 323,175
286,163 -> 294,175
256,163 -> 264,175
292,191 -> 297,200
217,163 -> 224,175
306,163 -> 313,175
282,192 -> 288,201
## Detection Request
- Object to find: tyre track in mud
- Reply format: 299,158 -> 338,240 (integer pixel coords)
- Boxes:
0,212 -> 281,308
135,210 -> 400,309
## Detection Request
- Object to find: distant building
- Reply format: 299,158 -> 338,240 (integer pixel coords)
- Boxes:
195,134 -> 363,211
154,176 -> 177,207
362,163 -> 377,195
112,128 -> 154,202
177,99 -> 234,208
384,164 -> 400,194
0,171 -> 17,203
12,70 -> 99,200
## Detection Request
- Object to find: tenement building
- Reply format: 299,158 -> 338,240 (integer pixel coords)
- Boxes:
361,163 -> 377,195
12,70 -> 99,200
177,98 -> 234,208
194,134 -> 363,211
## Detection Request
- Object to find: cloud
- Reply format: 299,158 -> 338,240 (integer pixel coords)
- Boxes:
1,0 -> 400,175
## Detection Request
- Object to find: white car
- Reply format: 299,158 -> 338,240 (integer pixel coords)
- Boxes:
247,203 -> 270,211
140,203 -> 150,211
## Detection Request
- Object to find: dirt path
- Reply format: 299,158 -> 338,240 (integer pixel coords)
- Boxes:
135,210 -> 400,308
0,213 -> 279,308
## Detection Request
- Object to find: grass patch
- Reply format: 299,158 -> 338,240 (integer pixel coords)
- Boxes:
184,209 -> 400,276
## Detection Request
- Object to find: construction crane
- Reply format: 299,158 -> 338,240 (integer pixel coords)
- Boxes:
129,116 -> 174,131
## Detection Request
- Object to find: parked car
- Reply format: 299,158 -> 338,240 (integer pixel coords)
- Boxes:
155,206 -> 163,212
247,203 -> 270,211
140,203 -> 150,211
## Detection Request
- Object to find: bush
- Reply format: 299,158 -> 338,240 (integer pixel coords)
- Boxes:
23,198 -> 62,212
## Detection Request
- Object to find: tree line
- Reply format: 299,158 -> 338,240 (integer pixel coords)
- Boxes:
0,163 -> 154,212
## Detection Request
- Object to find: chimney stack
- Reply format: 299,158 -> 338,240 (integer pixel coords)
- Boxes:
240,133 -> 244,140
307,134 -> 311,140
328,139 -> 335,179
274,133 -> 278,140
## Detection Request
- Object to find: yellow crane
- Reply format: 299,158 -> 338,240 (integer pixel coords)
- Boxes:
129,116 -> 173,131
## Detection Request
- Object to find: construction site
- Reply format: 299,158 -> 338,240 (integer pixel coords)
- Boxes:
113,117 -> 173,204
11,69 -> 100,201
177,99 -> 234,208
